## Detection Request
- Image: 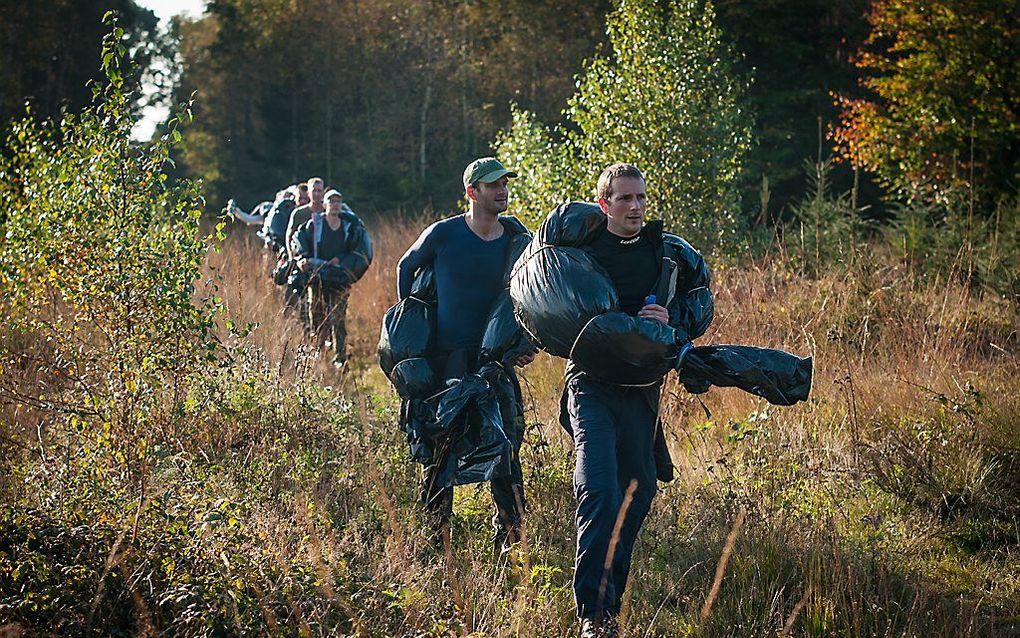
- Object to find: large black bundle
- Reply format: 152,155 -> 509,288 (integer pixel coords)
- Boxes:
317,263 -> 351,291
510,244 -> 617,357
260,198 -> 295,247
428,370 -> 512,488
480,292 -> 533,366
537,201 -> 605,246
390,357 -> 440,400
680,345 -> 812,405
378,297 -> 434,377
571,311 -> 679,386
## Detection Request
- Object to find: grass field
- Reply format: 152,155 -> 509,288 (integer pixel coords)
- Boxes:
2,214 -> 1018,636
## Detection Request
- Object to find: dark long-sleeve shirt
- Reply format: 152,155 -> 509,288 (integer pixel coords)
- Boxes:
396,214 -> 509,352
587,225 -> 660,315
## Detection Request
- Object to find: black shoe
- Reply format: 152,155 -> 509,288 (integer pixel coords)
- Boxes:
492,522 -> 523,556
579,615 -> 618,638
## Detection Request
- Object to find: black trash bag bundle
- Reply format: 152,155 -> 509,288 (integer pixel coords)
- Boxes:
537,201 -> 606,246
571,311 -> 680,386
426,368 -> 512,489
679,345 -> 813,406
511,245 -> 618,357
378,296 -> 435,377
390,357 -> 440,400
400,399 -> 435,463
259,198 -> 296,251
480,291 -> 539,366
675,285 -> 714,342
332,208 -> 374,286
316,263 -> 352,291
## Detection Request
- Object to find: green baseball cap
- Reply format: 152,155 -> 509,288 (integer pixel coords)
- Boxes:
463,157 -> 518,189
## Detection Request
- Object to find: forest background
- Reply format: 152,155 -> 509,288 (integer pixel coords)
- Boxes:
1,0 -> 1019,636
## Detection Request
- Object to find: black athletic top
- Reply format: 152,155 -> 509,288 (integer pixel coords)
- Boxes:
318,219 -> 347,261
588,225 -> 660,315
396,214 -> 510,352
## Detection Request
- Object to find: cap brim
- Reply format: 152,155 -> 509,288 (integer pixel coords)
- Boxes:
476,168 -> 518,183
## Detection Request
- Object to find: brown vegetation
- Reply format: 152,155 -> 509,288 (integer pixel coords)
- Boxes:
2,213 -> 1018,636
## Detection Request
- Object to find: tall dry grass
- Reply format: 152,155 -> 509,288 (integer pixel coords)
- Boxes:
199,214 -> 1020,635
3,213 -> 1018,636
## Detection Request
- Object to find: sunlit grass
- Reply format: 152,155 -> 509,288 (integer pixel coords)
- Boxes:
2,216 -> 1018,636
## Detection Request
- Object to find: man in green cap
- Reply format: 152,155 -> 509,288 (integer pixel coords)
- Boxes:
394,157 -> 536,548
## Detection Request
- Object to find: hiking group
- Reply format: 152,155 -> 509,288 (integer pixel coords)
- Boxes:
231,157 -> 810,638
230,176 -> 373,368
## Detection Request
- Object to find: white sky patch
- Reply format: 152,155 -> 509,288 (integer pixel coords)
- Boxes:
131,0 -> 206,141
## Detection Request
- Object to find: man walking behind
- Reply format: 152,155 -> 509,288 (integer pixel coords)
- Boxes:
294,188 -> 373,367
395,157 -> 536,548
564,164 -> 711,637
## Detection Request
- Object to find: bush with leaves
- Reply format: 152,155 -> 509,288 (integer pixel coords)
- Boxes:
0,15 -> 222,505
496,0 -> 753,250
833,0 -> 1020,204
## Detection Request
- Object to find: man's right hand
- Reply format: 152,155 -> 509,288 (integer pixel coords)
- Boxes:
638,303 -> 669,324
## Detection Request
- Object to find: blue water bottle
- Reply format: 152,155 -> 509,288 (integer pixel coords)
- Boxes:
643,294 -> 657,307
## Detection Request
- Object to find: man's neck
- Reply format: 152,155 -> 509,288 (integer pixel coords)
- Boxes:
465,206 -> 503,240
606,223 -> 640,239
324,213 -> 342,229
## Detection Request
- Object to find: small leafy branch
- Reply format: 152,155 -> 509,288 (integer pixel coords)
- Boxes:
0,13 -> 223,509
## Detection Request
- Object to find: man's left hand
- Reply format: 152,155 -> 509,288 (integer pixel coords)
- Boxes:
638,303 -> 669,324
513,350 -> 538,367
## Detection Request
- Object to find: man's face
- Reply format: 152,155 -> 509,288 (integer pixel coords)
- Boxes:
309,180 -> 325,206
325,196 -> 342,216
600,176 -> 647,237
468,176 -> 509,215
297,188 -> 310,206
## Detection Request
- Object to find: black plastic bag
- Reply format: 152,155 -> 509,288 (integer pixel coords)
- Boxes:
679,345 -> 813,406
379,297 -> 434,376
480,292 -> 533,366
537,201 -> 605,246
410,265 -> 437,304
571,312 -> 680,385
511,245 -> 617,357
427,371 -> 511,488
676,285 -> 714,343
317,263 -> 351,291
390,357 -> 439,400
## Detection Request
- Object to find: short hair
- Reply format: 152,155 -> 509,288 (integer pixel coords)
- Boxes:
596,163 -> 644,201
296,183 -> 309,192
307,177 -> 324,189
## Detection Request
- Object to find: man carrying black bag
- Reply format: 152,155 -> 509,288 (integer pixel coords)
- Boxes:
294,188 -> 373,367
564,164 -> 711,637
393,157 -> 536,549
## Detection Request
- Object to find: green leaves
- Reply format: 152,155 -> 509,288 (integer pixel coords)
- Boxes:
494,0 -> 753,252
0,19 -> 222,490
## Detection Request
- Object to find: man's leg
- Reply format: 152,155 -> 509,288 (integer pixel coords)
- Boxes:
329,288 -> 350,365
490,408 -> 526,550
568,376 -> 622,621
306,284 -> 325,343
605,388 -> 658,615
421,449 -> 454,538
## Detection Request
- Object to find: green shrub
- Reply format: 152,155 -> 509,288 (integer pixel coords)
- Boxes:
0,14 -> 222,500
495,0 -> 753,251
